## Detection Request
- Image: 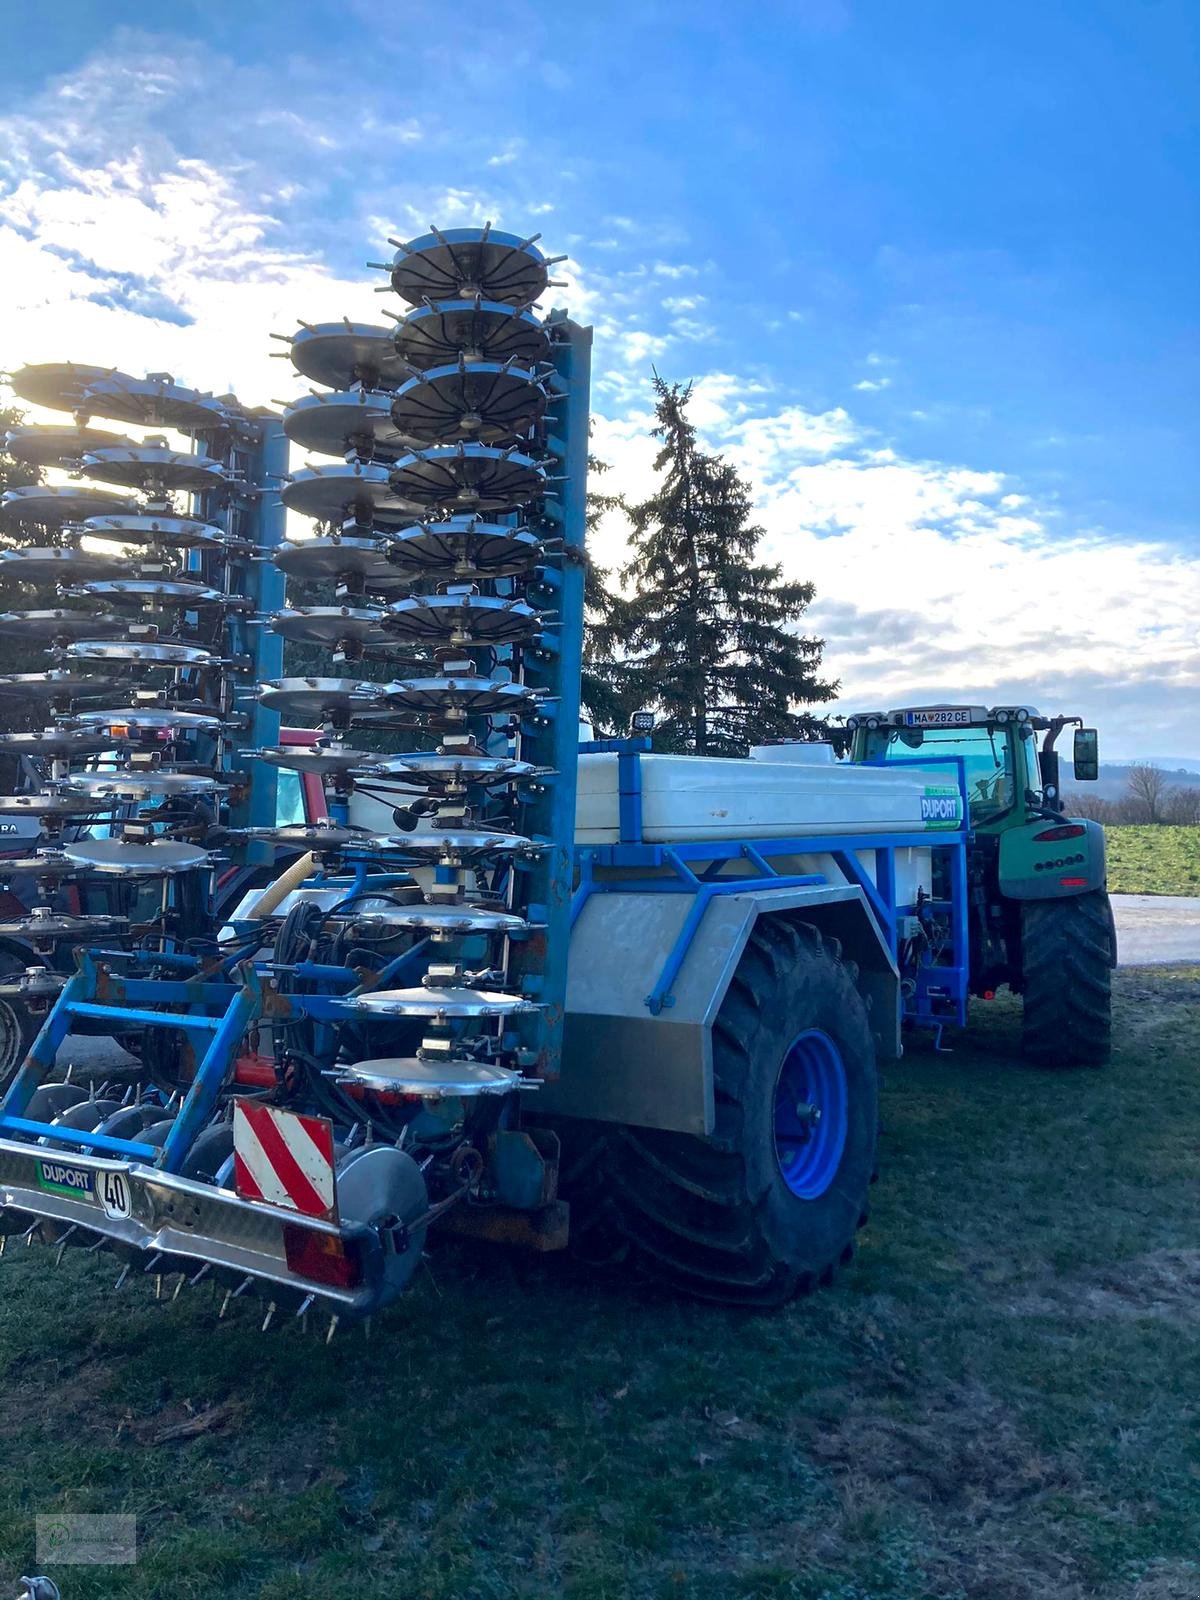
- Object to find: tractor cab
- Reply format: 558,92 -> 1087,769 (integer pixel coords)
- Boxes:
845,704 -> 1098,833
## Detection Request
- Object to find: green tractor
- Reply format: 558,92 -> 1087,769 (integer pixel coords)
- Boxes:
845,704 -> 1115,1066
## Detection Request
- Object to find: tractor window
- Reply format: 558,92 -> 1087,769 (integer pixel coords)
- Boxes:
860,724 -> 1014,824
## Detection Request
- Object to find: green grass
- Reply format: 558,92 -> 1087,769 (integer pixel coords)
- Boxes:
2,971 -> 1199,1599
1106,825 -> 1200,896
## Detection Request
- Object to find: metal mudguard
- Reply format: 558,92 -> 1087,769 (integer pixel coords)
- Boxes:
0,1136 -> 395,1316
544,883 -> 897,1137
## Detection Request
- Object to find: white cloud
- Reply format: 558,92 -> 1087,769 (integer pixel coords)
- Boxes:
853,376 -> 891,392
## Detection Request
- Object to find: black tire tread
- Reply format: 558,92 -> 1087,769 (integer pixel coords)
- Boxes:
1021,890 -> 1113,1066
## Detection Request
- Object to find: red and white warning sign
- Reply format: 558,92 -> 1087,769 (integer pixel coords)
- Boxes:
233,1101 -> 338,1222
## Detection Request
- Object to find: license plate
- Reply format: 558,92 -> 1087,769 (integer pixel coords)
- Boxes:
36,1159 -> 95,1201
905,708 -> 972,728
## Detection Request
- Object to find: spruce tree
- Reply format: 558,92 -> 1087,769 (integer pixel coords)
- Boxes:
610,376 -> 835,756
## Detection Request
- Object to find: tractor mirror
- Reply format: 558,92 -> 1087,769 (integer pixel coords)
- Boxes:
1073,727 -> 1099,782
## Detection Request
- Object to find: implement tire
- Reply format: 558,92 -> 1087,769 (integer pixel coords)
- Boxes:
573,917 -> 878,1307
1020,890 -> 1113,1067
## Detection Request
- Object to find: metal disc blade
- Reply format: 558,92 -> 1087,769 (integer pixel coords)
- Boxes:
72,579 -> 228,607
0,672 -> 118,707
273,536 -> 401,588
384,518 -> 541,577
0,728 -> 125,757
388,446 -> 544,512
66,771 -> 224,800
365,753 -> 540,787
0,546 -> 124,585
283,390 -> 414,460
352,986 -> 539,1018
0,969 -> 68,1000
0,610 -> 124,640
82,445 -> 228,492
390,228 -> 551,306
350,905 -> 528,937
384,593 -> 541,645
64,641 -> 220,667
242,822 -> 378,850
257,677 -> 390,720
335,1146 -> 428,1295
0,911 -> 128,937
393,301 -> 549,371
65,708 -> 226,732
0,791 -> 120,816
381,829 -> 537,861
3,425 -> 131,468
82,513 -> 230,549
60,838 -> 212,875
270,607 -> 390,647
338,1056 -> 523,1096
389,362 -> 547,446
0,486 -> 137,530
78,375 -> 230,431
383,676 -> 542,716
8,361 -> 116,413
259,744 -> 378,776
282,463 -> 420,525
288,323 -> 410,391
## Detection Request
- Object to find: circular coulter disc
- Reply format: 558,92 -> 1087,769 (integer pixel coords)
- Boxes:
283,390 -> 413,460
389,362 -> 547,445
365,753 -> 540,787
393,300 -> 550,371
72,579 -> 229,608
65,707 -> 226,733
351,985 -> 539,1018
8,362 -> 115,413
82,513 -> 231,549
0,791 -> 120,817
383,676 -> 541,716
60,838 -> 212,875
64,640 -> 220,667
242,822 -> 379,851
66,771 -> 224,800
259,743 -> 378,776
81,445 -> 228,493
3,425 -> 130,468
257,677 -> 390,720
282,463 -> 420,525
338,1055 -> 523,1096
384,518 -> 541,577
350,905 -> 527,938
0,486 -> 137,530
0,969 -> 68,1000
0,547 -> 124,585
388,445 -> 544,512
384,592 -> 541,645
0,672 -> 118,707
288,323 -> 411,391
273,535 -> 401,589
380,829 -> 537,861
78,374 -> 230,431
334,1145 -> 428,1296
0,728 -> 125,757
389,227 -> 553,306
0,911 -> 127,937
270,607 -> 390,647
0,610 -> 124,641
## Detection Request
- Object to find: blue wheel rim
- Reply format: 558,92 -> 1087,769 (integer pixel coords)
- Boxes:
773,1029 -> 849,1200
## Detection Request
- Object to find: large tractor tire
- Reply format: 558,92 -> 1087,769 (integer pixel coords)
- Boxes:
1020,890 -> 1113,1067
568,917 -> 878,1307
0,950 -> 41,1095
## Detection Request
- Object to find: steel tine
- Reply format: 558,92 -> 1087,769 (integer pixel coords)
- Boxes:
261,1302 -> 276,1333
114,1264 -> 131,1290
171,1273 -> 187,1302
326,1314 -> 339,1346
54,1225 -> 78,1266
295,1293 -> 315,1319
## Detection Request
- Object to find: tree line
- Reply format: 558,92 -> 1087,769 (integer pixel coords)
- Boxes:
1068,764 -> 1200,826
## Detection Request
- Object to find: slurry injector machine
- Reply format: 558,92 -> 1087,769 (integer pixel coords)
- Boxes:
0,227 -> 974,1324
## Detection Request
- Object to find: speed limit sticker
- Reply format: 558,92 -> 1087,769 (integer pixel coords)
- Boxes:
94,1169 -> 132,1220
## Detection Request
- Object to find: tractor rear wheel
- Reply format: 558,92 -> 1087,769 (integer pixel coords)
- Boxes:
1020,890 -> 1113,1066
573,917 -> 878,1306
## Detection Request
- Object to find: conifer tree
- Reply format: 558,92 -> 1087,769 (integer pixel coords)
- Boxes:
606,376 -> 835,755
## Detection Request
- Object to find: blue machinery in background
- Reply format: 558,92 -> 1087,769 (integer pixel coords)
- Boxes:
572,740 -> 971,1039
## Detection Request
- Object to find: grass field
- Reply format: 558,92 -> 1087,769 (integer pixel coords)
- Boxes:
1,970 -> 1198,1600
1105,826 -> 1200,897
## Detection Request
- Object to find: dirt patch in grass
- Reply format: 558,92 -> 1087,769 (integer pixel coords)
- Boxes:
1014,1249 -> 1200,1323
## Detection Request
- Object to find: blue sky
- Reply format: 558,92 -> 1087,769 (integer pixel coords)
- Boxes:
1,1 -> 1196,756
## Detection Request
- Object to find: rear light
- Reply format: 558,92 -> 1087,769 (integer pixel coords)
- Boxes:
282,1223 -> 363,1288
1034,824 -> 1086,842
1059,876 -> 1088,888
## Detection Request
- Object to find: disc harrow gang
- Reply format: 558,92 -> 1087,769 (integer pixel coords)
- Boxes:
0,222 -> 590,1328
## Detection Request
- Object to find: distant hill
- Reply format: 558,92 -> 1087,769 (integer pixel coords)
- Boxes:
1061,761 -> 1200,805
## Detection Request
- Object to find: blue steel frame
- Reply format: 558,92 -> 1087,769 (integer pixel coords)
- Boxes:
570,745 -> 971,1032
